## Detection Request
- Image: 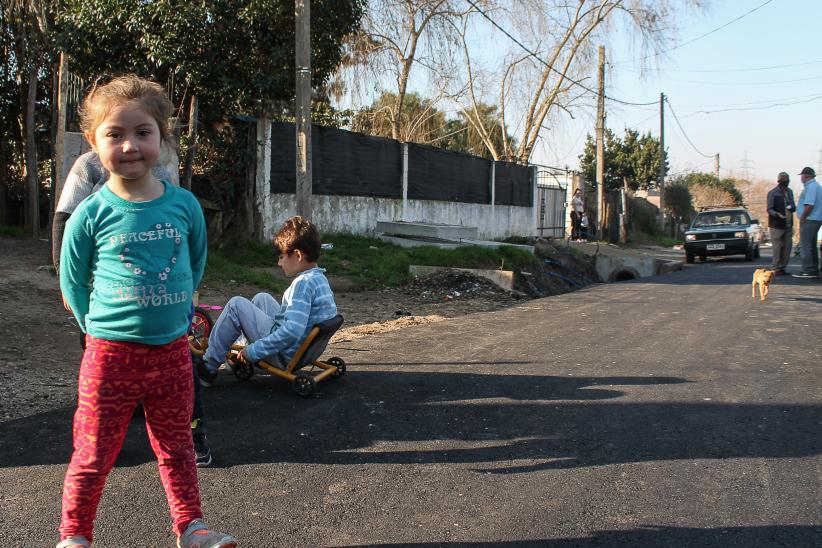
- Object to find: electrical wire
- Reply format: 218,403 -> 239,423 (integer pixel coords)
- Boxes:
463,0 -> 658,107
614,0 -> 776,65
662,73 -> 822,86
688,93 -> 822,115
621,58 -> 822,74
666,91 -> 822,109
667,157 -> 716,178
665,98 -> 714,158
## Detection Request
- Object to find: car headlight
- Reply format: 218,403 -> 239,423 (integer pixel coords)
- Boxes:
685,234 -> 696,241
734,231 -> 746,238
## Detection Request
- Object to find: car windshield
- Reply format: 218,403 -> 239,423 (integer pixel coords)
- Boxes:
693,212 -> 749,227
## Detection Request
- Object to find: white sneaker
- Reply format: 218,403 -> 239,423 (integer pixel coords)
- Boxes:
177,519 -> 237,548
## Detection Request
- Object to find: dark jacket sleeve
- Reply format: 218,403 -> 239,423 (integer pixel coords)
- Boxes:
766,188 -> 777,217
52,211 -> 71,271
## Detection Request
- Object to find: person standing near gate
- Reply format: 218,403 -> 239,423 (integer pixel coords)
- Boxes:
766,171 -> 796,274
570,188 -> 585,241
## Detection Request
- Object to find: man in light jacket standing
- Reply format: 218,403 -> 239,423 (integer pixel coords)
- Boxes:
793,166 -> 822,278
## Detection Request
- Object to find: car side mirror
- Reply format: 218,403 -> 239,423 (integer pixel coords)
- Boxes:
750,219 -> 758,225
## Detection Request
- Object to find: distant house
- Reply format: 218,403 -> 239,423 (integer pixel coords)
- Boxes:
634,188 -> 660,208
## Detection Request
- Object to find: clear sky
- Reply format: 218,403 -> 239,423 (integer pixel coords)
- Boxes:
532,0 -> 822,194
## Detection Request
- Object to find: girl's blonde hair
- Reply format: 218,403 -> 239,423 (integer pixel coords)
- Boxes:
80,75 -> 172,142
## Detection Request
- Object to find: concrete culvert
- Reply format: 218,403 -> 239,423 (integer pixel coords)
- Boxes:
610,269 -> 640,282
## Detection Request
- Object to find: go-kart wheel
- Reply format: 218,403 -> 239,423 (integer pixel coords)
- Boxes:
189,308 -> 213,352
292,372 -> 316,398
190,308 -> 213,338
327,356 -> 346,378
229,356 -> 254,381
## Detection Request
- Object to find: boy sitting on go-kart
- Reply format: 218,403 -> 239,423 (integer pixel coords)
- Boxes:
195,216 -> 337,386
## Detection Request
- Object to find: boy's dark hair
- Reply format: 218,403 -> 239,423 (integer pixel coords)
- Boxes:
274,216 -> 321,262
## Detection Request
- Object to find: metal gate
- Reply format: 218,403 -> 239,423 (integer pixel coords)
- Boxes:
536,168 -> 571,238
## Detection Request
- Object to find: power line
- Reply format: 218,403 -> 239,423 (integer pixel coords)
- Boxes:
667,91 -> 822,109
687,93 -> 822,115
663,73 -> 822,86
626,112 -> 659,129
622,58 -> 822,74
667,157 -> 716,178
665,98 -> 714,159
463,0 -> 658,107
614,0 -> 776,65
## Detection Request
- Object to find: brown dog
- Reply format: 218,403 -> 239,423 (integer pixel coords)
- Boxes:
751,268 -> 775,301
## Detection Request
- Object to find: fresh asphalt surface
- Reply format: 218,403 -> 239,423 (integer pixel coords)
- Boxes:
1,250 -> 820,547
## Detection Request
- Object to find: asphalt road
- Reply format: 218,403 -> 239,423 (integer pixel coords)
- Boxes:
2,251 -> 820,547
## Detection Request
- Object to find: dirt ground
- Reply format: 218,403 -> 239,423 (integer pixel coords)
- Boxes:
2,236 -> 597,423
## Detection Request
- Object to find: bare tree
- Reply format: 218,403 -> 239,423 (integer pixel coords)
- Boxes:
736,178 -> 770,223
689,183 -> 737,210
452,0 -> 702,163
341,0 -> 471,142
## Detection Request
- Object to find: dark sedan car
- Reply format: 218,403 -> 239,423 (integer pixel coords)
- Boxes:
683,208 -> 760,263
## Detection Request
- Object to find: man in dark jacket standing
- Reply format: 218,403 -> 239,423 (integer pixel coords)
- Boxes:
766,171 -> 796,274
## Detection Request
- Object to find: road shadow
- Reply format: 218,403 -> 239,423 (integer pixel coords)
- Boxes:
2,369 -> 819,473
790,296 -> 822,303
343,524 -> 821,547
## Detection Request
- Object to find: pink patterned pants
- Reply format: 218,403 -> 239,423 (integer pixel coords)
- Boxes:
59,335 -> 201,541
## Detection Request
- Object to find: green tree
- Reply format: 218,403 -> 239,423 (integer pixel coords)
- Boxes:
352,92 -> 514,159
352,91 -> 447,144
439,103 -> 515,159
670,172 -> 744,208
49,0 -> 363,232
1,0 -> 54,235
55,0 -> 364,118
578,128 -> 667,191
661,182 -> 693,221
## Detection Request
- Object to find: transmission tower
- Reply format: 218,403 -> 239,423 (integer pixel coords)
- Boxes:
739,152 -> 755,182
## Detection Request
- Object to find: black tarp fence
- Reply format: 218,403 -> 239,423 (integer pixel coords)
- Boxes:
270,122 -> 402,198
494,161 -> 533,206
407,143 -> 491,204
269,122 -> 532,206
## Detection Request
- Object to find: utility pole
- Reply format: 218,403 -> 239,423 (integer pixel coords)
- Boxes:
658,92 -> 665,232
295,0 -> 312,219
182,95 -> 198,191
54,53 -> 69,210
714,153 -> 720,180
595,45 -> 605,240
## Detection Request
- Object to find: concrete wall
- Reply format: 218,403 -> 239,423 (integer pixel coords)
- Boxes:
255,119 -> 537,241
261,193 -> 534,242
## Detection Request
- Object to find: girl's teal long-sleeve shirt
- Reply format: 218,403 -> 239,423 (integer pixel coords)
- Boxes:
60,181 -> 207,345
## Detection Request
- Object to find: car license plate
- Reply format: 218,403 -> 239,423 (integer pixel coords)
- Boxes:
706,243 -> 725,251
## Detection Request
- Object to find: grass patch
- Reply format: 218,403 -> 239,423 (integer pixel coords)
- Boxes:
203,240 -> 288,292
322,233 -> 539,289
496,235 -> 535,246
0,225 -> 27,237
203,233 -> 539,291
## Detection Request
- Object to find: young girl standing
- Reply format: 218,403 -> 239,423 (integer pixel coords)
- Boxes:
57,75 -> 237,548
